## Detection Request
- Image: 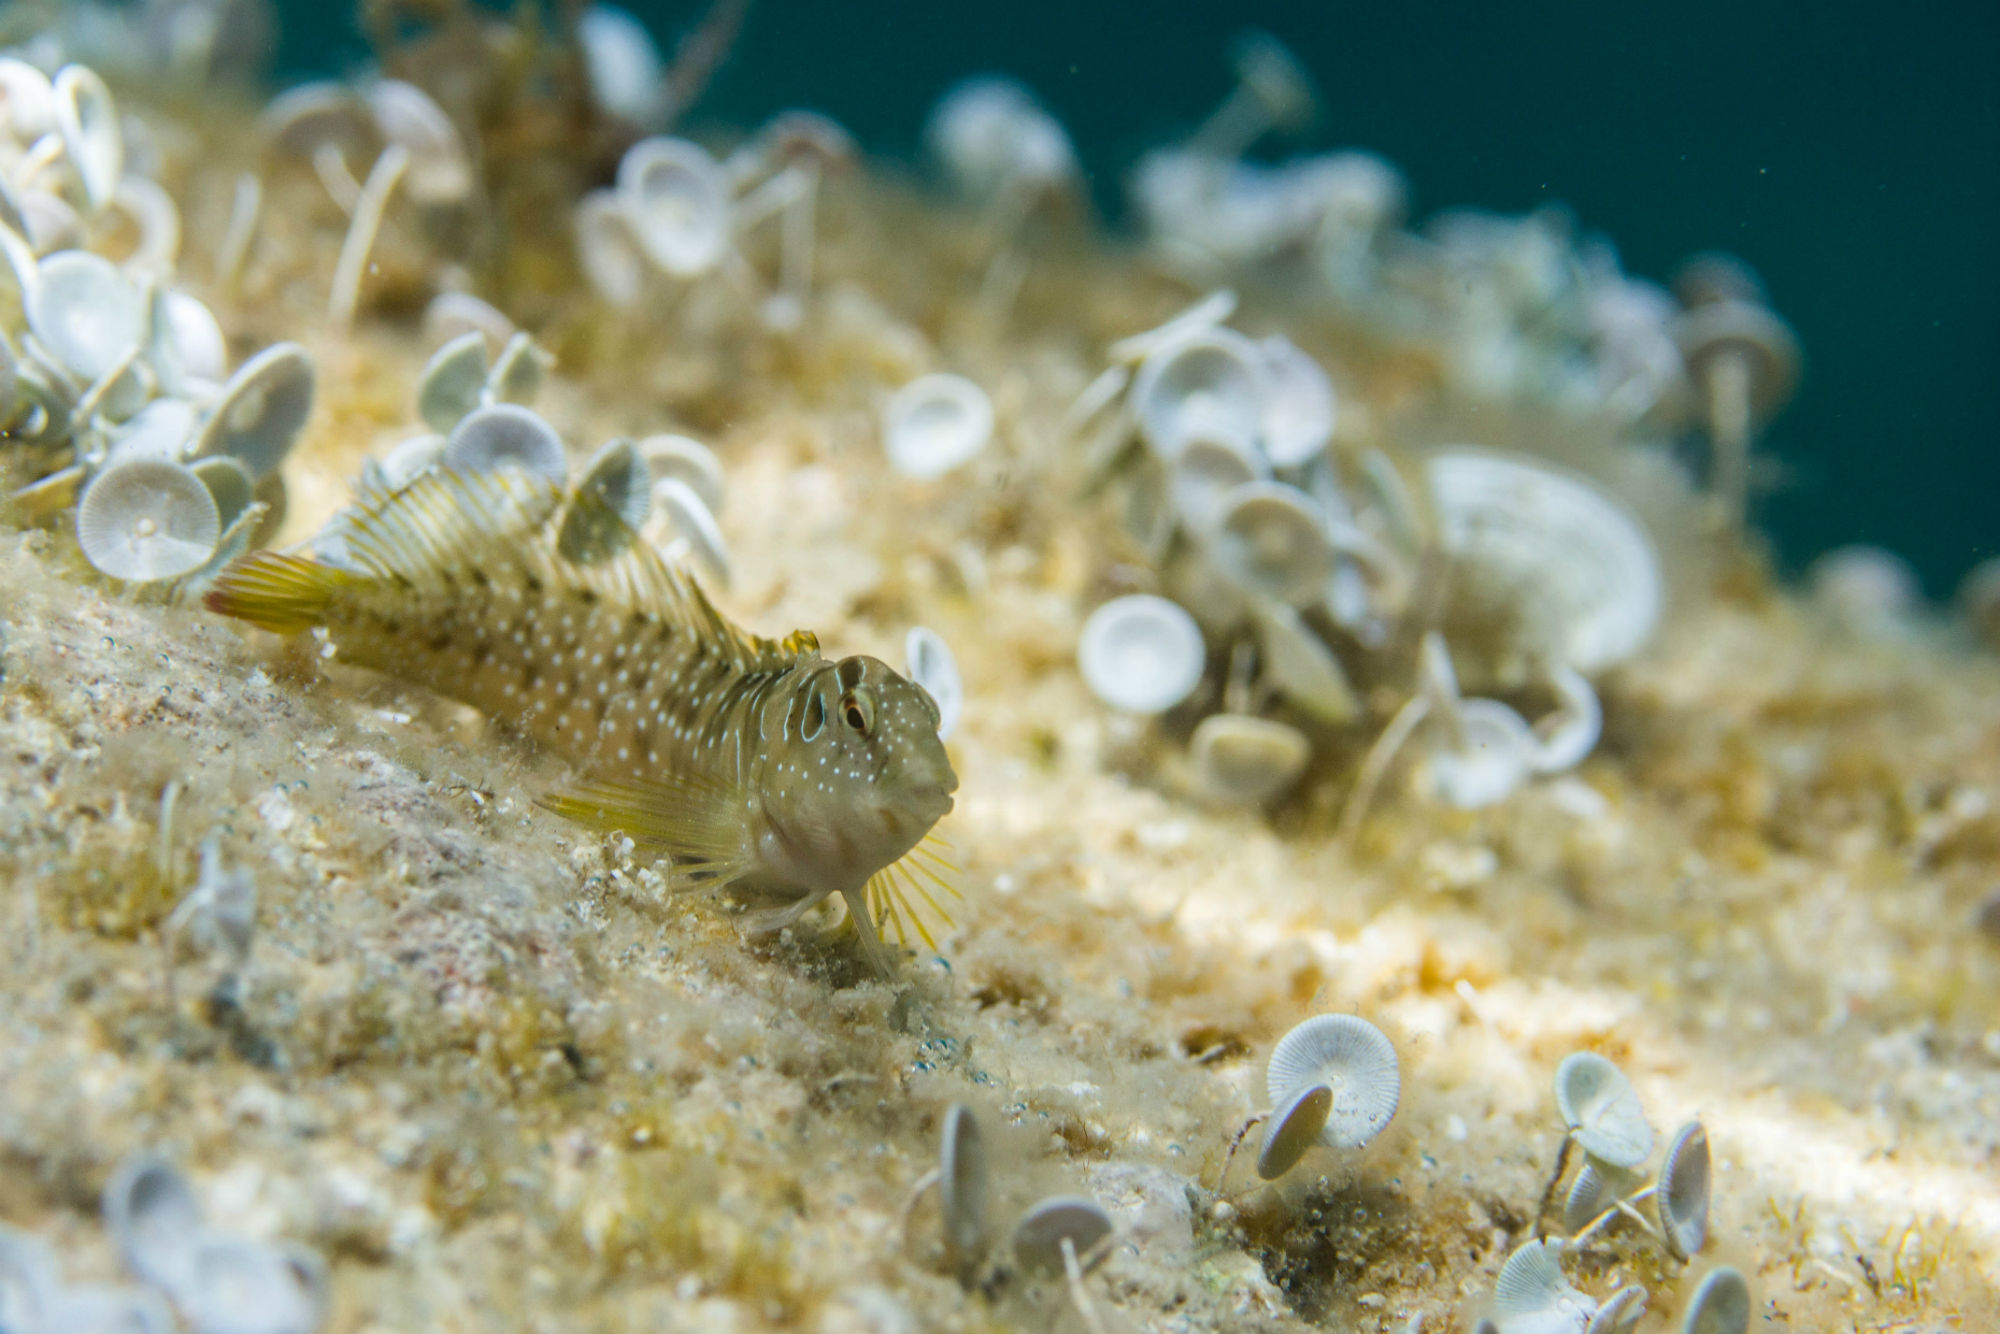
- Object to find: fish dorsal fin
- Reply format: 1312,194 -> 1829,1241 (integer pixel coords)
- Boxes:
334,468 -> 801,674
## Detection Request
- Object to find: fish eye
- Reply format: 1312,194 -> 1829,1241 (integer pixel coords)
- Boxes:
841,687 -> 875,736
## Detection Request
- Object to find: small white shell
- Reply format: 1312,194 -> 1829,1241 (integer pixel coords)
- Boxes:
443,404 -> 567,487
1255,1082 -> 1332,1180
102,1152 -> 203,1295
1191,712 -> 1310,806
1553,1052 -> 1653,1169
180,1233 -> 326,1334
1256,335 -> 1336,467
904,626 -> 962,741
193,341 -> 316,477
27,249 -> 146,384
616,137 -> 731,277
77,458 -> 221,582
637,433 -> 725,513
1129,327 -> 1269,460
1656,1120 -> 1710,1262
1210,481 -> 1336,606
1009,1195 -> 1113,1276
575,188 -> 647,306
938,1102 -> 987,1272
367,79 -> 471,204
1169,430 -> 1265,533
1077,594 -> 1205,715
648,475 -> 730,585
1265,1013 -> 1400,1148
1427,450 -> 1660,675
1491,1238 -> 1594,1334
415,330 -> 488,433
53,64 -> 124,212
1679,1267 -> 1749,1334
1421,697 -> 1537,809
882,373 -> 993,480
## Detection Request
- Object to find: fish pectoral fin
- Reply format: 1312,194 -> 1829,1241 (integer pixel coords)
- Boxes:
539,771 -> 752,888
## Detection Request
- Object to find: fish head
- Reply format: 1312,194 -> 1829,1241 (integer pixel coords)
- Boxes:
762,655 -> 958,892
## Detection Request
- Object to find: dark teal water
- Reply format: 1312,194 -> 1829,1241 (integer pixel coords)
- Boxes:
277,1 -> 2000,597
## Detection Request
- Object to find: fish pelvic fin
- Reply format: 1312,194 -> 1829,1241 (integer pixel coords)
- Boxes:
863,832 -> 961,954
203,551 -> 361,634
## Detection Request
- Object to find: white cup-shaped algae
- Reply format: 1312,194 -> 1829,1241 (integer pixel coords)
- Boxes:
191,456 -> 257,530
44,1284 -> 176,1334
882,373 -> 993,481
1077,594 -> 1205,715
180,1234 -> 327,1334
578,3 -> 668,127
103,1152 -> 204,1295
1491,1238 -> 1594,1334
1249,599 -> 1358,724
193,342 -> 315,478
1265,1013 -> 1400,1149
1106,288 -> 1237,366
28,249 -> 146,385
1656,1120 -> 1711,1261
1129,327 -> 1268,461
1191,713 -> 1310,806
106,397 -> 200,465
78,458 -> 221,582
648,475 -> 730,585
557,437 -> 651,564
152,288 -> 229,394
1585,1284 -> 1646,1334
937,1103 -> 987,1274
1256,335 -> 1336,467
53,64 -> 123,212
1169,430 -> 1265,534
422,291 -> 515,355
925,76 -> 1077,206
0,58 -> 57,142
1255,1082 -> 1332,1180
415,330 -> 488,433
257,80 -> 372,158
637,433 -> 725,514
0,1222 -> 57,1333
1427,449 -> 1661,675
1210,480 -> 1337,606
484,331 -> 553,408
1679,1267 -> 1748,1334
1009,1195 -> 1113,1276
1553,1052 -> 1653,1169
366,79 -> 471,205
616,136 -> 731,277
904,626 -> 962,741
374,433 -> 446,493
443,403 -> 568,487
1422,697 -> 1539,810
1529,664 -> 1603,776
112,175 -> 182,280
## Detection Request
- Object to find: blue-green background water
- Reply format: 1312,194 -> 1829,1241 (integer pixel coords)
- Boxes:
277,1 -> 1999,596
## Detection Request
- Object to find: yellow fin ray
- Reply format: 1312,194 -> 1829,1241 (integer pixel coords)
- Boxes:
538,771 -> 754,890
864,834 -> 962,952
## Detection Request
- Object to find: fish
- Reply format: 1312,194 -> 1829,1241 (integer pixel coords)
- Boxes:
204,466 -> 959,974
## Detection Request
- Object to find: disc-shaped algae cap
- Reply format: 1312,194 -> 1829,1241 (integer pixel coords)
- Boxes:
1265,1013 -> 1400,1149
905,626 -> 963,741
77,459 -> 221,582
1130,327 -> 1269,461
616,136 -> 731,277
938,1102 -> 987,1269
1169,430 -> 1265,533
638,433 -> 725,513
190,455 -> 256,529
0,1221 -> 57,1332
41,1286 -> 173,1334
367,78 -> 472,205
1249,599 -> 1358,724
1585,1283 -> 1647,1334
415,330 -> 488,433
1491,1238 -> 1595,1334
1672,300 -> 1800,424
1680,1266 -> 1749,1334
443,403 -> 568,487
1656,1120 -> 1710,1261
1009,1195 -> 1113,1276
649,476 -> 731,585
1256,1082 -> 1332,1180
1210,480 -> 1337,606
1553,1052 -> 1653,1169
1421,697 -> 1537,809
1256,335 -> 1336,467
102,1152 -> 203,1295
193,341 -> 316,478
882,373 -> 993,480
27,248 -> 146,384
1191,712 -> 1310,806
52,64 -> 122,211
557,437 -> 651,564
1426,449 -> 1661,675
1077,594 -> 1205,715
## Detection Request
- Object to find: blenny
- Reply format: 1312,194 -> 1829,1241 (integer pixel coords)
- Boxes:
205,467 -> 958,973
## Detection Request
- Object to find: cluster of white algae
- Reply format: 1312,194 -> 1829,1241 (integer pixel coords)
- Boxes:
0,3 -> 1996,1332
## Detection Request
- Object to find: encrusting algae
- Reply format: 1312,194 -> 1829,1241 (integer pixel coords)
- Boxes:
204,466 -> 958,973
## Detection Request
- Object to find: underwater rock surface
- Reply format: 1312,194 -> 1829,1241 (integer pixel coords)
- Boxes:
0,9 -> 1996,1332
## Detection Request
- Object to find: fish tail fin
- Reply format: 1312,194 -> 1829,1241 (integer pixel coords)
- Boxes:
203,551 -> 360,635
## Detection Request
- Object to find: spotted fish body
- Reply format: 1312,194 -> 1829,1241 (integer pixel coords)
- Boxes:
206,468 -> 958,972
